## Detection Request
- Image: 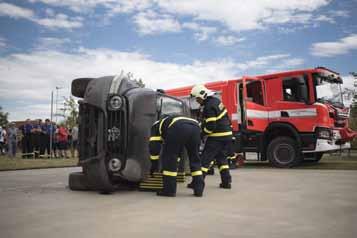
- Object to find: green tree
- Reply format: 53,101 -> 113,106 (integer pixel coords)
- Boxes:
0,106 -> 9,127
63,96 -> 78,128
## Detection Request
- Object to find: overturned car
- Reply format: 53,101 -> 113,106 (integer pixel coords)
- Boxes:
69,73 -> 189,193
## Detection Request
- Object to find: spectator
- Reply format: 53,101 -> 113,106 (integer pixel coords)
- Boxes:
57,124 -> 69,158
0,126 -> 6,155
52,123 -> 59,158
71,126 -> 78,158
31,119 -> 42,158
68,128 -> 73,157
39,119 -> 47,158
7,122 -> 18,158
42,119 -> 54,158
19,119 -> 33,158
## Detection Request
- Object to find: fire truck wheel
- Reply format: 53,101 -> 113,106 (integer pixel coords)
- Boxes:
83,159 -> 117,194
267,136 -> 302,168
68,172 -> 90,191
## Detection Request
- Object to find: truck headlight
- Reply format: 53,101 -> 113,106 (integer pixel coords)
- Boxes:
108,95 -> 122,111
316,127 -> 332,140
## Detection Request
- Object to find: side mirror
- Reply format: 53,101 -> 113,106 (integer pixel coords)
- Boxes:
156,97 -> 163,119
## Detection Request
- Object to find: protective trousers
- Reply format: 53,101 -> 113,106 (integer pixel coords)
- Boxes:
161,123 -> 204,196
201,139 -> 232,185
227,141 -> 237,169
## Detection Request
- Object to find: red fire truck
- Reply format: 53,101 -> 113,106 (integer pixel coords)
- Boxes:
165,67 -> 357,168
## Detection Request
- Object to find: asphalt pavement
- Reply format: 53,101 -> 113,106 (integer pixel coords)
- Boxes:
0,167 -> 356,238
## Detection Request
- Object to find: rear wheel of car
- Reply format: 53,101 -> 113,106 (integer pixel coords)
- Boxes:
267,136 -> 302,168
83,159 -> 117,194
68,172 -> 90,191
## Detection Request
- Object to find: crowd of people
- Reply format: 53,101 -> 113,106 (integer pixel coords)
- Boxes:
0,119 -> 78,159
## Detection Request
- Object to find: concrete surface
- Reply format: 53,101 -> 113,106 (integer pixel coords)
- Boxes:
0,168 -> 357,238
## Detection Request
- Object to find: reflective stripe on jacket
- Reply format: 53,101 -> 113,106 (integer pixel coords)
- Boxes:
149,115 -> 199,160
201,97 -> 232,140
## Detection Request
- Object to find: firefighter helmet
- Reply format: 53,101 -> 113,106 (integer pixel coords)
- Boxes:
190,84 -> 214,100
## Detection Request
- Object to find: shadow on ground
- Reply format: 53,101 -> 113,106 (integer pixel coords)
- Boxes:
243,155 -> 357,170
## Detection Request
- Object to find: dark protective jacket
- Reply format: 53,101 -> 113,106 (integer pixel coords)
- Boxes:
201,96 -> 232,140
149,115 -> 199,161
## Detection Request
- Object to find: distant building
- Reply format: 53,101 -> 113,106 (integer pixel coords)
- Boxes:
12,120 -> 41,129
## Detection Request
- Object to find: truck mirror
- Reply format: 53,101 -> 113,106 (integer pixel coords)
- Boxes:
156,97 -> 163,118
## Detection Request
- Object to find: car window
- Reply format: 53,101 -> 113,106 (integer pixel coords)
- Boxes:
246,81 -> 264,105
282,75 -> 309,103
158,96 -> 184,115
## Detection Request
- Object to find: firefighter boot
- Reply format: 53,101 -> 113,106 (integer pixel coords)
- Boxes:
219,166 -> 232,189
192,176 -> 205,197
219,183 -> 231,189
157,176 -> 177,197
187,171 -> 206,189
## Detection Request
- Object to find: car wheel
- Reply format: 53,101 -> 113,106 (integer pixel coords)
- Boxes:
83,159 -> 117,194
68,172 -> 90,191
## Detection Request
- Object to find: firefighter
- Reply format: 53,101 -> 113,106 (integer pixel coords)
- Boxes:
149,115 -> 205,197
190,84 -> 233,189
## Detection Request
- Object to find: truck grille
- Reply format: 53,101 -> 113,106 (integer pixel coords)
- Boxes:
107,110 -> 125,156
78,101 -> 125,162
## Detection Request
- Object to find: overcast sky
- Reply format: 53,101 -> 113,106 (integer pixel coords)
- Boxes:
0,0 -> 357,121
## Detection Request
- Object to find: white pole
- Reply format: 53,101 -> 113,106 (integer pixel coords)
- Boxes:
50,91 -> 53,158
55,87 -> 59,123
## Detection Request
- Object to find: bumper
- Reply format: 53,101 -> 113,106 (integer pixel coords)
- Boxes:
303,139 -> 351,153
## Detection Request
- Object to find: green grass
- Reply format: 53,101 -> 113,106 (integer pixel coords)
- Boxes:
0,155 -> 78,171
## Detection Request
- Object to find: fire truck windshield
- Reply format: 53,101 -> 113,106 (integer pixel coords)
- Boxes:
313,72 -> 344,108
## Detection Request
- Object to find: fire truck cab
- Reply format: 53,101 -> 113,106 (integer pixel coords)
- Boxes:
166,67 -> 357,168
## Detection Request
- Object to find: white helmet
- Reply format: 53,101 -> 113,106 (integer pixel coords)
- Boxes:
190,84 -> 214,100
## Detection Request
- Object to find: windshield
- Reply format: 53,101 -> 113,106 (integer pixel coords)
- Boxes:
313,72 -> 344,108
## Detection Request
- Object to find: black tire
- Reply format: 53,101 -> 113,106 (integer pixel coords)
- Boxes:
71,78 -> 93,98
267,136 -> 302,168
303,152 -> 324,162
83,159 -> 117,194
68,172 -> 90,191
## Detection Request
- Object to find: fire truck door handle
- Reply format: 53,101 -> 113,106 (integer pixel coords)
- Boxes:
281,111 -> 289,117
